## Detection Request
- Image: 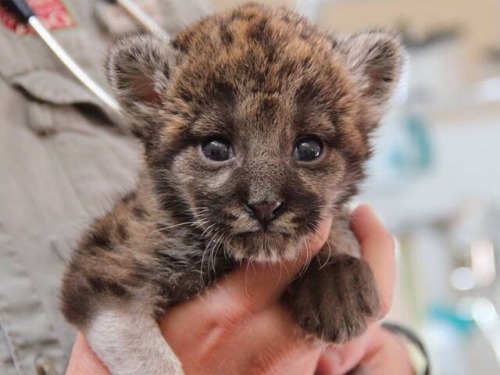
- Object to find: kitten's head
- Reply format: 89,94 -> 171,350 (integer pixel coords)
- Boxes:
106,4 -> 404,262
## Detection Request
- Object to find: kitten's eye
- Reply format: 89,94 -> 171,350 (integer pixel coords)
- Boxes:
293,137 -> 323,162
201,139 -> 234,162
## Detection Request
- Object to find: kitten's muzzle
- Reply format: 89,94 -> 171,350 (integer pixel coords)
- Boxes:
245,201 -> 283,227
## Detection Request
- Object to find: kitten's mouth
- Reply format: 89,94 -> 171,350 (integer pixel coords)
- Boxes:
234,227 -> 294,238
201,212 -> 316,262
226,227 -> 306,262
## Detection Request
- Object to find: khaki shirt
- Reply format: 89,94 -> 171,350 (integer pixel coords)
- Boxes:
0,1 -> 205,373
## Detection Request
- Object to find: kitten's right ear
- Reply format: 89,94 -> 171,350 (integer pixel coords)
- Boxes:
106,34 -> 179,138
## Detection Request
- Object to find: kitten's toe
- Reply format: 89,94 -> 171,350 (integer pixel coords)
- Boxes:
283,254 -> 380,343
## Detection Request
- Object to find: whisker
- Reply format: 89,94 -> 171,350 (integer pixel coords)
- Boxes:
319,241 -> 332,270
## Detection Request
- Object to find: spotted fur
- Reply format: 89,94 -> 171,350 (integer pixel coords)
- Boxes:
60,3 -> 403,374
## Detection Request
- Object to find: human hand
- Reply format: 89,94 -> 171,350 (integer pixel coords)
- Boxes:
316,323 -> 414,375
65,210 -> 332,375
65,205 -> 412,375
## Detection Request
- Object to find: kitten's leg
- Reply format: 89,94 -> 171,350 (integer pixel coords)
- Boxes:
283,217 -> 380,343
86,305 -> 183,375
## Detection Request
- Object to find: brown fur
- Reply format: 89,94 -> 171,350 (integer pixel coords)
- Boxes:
60,3 -> 403,372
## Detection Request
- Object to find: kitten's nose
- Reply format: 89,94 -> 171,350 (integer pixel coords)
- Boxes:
246,201 -> 283,225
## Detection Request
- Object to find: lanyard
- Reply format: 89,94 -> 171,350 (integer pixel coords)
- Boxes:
0,0 -> 168,115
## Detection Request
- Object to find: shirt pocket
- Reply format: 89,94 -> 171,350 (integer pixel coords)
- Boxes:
9,69 -> 122,136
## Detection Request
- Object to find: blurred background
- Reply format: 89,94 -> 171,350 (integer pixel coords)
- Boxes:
208,0 -> 500,374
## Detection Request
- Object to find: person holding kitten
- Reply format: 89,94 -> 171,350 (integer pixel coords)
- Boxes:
0,1 -> 428,374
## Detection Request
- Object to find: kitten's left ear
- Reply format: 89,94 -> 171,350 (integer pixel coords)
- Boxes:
334,31 -> 405,130
106,34 -> 180,139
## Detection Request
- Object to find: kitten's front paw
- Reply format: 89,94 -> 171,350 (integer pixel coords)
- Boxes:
283,254 -> 379,343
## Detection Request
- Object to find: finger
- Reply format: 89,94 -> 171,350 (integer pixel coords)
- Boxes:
65,333 -> 109,375
162,302 -> 322,374
277,348 -> 324,375
228,304 -> 323,373
316,328 -> 372,374
355,326 -> 413,375
350,204 -> 395,316
317,325 -> 413,375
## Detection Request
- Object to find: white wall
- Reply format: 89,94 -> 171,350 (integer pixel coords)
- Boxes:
362,107 -> 500,229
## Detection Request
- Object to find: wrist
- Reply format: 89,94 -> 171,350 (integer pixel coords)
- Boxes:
382,323 -> 430,375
